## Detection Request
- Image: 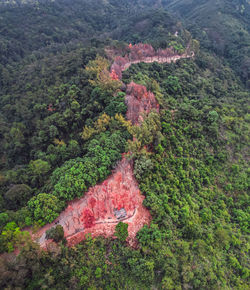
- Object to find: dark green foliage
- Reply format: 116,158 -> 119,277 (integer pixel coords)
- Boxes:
104,93 -> 127,116
163,0 -> 250,86
114,222 -> 128,242
0,213 -> 10,231
4,184 -> 32,210
0,0 -> 249,288
162,75 -> 182,95
0,236 -> 152,289
122,47 -> 249,288
50,130 -> 126,201
45,225 -> 64,243
29,159 -> 51,187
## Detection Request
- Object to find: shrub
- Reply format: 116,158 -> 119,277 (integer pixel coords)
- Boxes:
28,193 -> 65,225
45,225 -> 64,242
114,222 -> 128,242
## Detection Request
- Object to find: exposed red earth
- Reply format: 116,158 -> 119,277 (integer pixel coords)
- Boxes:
30,43 -> 193,249
109,43 -> 194,80
126,82 -> 159,125
33,83 -> 157,248
33,156 -> 151,248
32,83 -> 157,248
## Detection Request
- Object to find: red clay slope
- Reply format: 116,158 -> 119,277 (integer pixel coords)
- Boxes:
126,82 -> 159,125
34,155 -> 151,248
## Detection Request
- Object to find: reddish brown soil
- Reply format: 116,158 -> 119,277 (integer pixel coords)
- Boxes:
109,43 -> 194,80
126,82 -> 159,125
32,81 -> 158,248
33,156 -> 150,248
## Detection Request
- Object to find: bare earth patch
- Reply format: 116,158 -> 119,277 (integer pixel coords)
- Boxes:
33,156 -> 151,248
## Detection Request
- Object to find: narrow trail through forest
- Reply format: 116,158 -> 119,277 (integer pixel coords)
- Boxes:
32,44 -> 193,248
114,53 -> 194,76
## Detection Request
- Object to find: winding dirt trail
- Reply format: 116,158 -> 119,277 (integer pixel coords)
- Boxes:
109,43 -> 194,79
114,53 -> 194,75
31,43 -> 193,248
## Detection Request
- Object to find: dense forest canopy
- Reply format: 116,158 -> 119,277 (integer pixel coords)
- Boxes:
0,0 -> 249,289
163,0 -> 250,86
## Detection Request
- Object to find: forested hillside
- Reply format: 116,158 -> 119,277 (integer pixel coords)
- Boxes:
163,0 -> 250,86
0,0 -> 249,289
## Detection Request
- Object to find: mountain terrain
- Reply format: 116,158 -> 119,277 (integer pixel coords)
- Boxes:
0,0 -> 249,289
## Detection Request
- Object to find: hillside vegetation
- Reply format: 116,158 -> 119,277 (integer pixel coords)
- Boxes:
163,0 -> 250,86
0,0 -> 249,289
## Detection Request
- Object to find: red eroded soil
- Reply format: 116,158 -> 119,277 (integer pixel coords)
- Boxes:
32,69 -> 161,249
32,84 -> 157,248
126,82 -> 159,125
33,156 -> 151,248
109,43 -> 194,80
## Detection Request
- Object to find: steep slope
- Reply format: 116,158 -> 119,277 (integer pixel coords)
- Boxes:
0,2 -> 249,289
31,43 -> 193,249
163,0 -> 250,85
34,156 -> 151,248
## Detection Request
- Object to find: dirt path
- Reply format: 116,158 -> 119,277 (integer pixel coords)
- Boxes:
122,53 -> 194,71
110,45 -> 194,80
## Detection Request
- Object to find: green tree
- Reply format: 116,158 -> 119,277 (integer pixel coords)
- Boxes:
27,193 -> 64,225
0,213 -> 9,231
208,110 -> 219,123
0,222 -> 29,253
29,159 -> 51,186
45,225 -> 64,243
4,184 -> 32,210
114,222 -> 128,242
